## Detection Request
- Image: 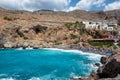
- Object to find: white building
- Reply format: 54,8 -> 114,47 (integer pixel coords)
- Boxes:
107,27 -> 114,31
83,21 -> 117,31
83,21 -> 99,29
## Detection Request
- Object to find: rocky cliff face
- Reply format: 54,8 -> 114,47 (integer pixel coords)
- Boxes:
0,7 -> 120,48
0,20 -> 91,48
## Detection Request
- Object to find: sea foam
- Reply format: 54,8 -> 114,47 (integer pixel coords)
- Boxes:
0,77 -> 15,80
15,47 -> 102,59
28,77 -> 41,80
44,48 -> 102,59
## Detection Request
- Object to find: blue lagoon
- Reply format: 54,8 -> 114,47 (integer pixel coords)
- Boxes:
0,48 -> 101,80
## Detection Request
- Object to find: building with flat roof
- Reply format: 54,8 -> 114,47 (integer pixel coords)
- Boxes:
83,21 -> 117,31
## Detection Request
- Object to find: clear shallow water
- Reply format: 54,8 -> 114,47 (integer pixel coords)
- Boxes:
0,48 -> 101,80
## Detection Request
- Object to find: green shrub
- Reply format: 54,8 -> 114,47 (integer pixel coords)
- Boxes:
55,41 -> 62,45
118,41 -> 120,46
113,45 -> 117,49
65,22 -> 73,29
88,41 -> 113,48
73,40 -> 80,44
3,16 -> 12,21
65,21 -> 85,30
71,34 -> 77,39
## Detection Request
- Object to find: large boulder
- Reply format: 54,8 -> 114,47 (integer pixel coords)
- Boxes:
4,42 -> 13,48
98,58 -> 120,78
100,56 -> 107,64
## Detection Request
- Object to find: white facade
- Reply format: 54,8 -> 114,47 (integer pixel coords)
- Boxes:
83,21 -> 117,31
83,21 -> 99,29
107,27 -> 114,31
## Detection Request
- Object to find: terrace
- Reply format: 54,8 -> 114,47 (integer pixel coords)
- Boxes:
92,35 -> 120,41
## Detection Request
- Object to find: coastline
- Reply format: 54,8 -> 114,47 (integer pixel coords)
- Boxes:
0,46 -> 103,56
0,44 -> 115,56
52,45 -> 116,56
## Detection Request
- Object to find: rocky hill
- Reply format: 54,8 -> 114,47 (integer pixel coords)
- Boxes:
0,7 -> 120,48
0,7 -> 120,22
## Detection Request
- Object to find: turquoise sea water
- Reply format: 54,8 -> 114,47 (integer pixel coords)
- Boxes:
0,48 -> 101,80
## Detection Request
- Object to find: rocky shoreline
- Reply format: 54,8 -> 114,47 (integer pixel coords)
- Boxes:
0,43 -> 115,55
54,45 -> 120,80
73,51 -> 120,80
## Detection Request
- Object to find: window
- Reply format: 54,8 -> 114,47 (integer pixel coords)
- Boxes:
109,35 -> 113,38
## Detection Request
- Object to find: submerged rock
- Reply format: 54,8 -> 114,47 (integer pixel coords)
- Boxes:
95,63 -> 100,67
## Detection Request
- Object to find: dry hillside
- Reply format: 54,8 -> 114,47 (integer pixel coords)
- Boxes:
0,7 -> 120,48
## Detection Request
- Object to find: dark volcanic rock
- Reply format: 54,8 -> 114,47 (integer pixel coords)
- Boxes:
95,63 -> 100,67
75,71 -> 99,80
90,71 -> 99,80
98,58 -> 120,78
100,56 -> 107,64
79,54 -> 120,80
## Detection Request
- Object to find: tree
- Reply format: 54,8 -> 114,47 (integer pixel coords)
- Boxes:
65,22 -> 72,29
79,22 -> 86,35
74,21 -> 79,28
3,16 -> 12,21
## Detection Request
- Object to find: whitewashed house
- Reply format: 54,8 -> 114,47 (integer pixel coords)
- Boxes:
83,21 -> 99,29
107,23 -> 117,31
83,21 -> 117,31
106,27 -> 114,31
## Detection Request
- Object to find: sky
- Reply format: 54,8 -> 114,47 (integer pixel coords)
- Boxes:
0,0 -> 120,11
